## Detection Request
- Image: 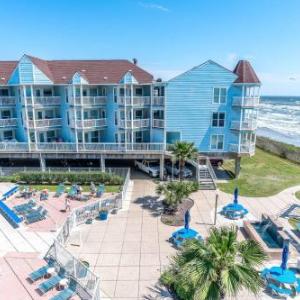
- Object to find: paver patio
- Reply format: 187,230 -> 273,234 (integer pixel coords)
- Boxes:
65,174 -> 300,299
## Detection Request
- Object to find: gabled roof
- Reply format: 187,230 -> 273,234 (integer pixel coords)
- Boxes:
0,55 -> 153,84
233,60 -> 261,84
0,61 -> 18,85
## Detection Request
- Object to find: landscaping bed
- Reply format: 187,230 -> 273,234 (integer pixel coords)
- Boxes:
218,148 -> 300,197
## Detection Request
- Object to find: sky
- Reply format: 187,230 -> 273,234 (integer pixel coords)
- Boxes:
0,0 -> 300,95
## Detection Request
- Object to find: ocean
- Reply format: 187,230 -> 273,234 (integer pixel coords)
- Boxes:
257,96 -> 300,147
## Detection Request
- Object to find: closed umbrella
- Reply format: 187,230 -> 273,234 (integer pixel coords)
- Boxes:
280,243 -> 289,271
234,187 -> 239,204
184,210 -> 190,230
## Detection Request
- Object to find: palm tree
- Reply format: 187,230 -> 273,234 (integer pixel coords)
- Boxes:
171,141 -> 198,180
161,226 -> 267,300
156,181 -> 198,213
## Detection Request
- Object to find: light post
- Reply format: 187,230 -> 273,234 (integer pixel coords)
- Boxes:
214,191 -> 219,225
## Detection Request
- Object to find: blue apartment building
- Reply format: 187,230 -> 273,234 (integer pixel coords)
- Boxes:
0,55 -> 260,176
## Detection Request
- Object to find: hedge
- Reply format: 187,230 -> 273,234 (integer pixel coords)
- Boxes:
15,171 -> 124,185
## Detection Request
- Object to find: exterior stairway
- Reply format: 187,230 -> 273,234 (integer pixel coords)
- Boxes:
187,156 -> 217,190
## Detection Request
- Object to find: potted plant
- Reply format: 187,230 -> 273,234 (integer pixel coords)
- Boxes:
99,208 -> 109,220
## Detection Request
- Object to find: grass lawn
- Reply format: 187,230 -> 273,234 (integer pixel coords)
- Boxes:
19,184 -> 121,193
296,191 -> 300,200
218,148 -> 300,197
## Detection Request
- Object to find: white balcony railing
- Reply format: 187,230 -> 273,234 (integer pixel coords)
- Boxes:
119,118 -> 150,128
0,142 -> 165,153
152,96 -> 165,106
0,97 -> 16,106
232,96 -> 260,108
229,143 -> 256,154
71,96 -> 107,106
230,119 -> 257,131
26,96 -> 61,106
71,118 -> 107,128
0,118 -> 17,127
117,96 -> 151,106
26,118 -> 62,128
152,119 -> 164,128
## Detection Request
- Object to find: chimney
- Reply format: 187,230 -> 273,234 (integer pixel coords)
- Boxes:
132,58 -> 138,65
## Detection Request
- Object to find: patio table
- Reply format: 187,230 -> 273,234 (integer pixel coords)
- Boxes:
267,266 -> 297,285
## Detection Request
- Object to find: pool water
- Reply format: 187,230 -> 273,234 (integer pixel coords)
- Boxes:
253,221 -> 283,249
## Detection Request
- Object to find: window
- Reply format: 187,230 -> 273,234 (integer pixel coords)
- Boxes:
113,88 -> 117,103
91,131 -> 99,143
101,110 -> 106,119
3,130 -> 13,140
35,89 -> 41,97
43,88 -> 52,96
0,89 -> 9,96
213,88 -> 226,104
166,131 -> 181,144
90,88 -> 98,96
46,131 -> 56,142
135,131 -> 142,143
114,111 -> 118,125
30,132 -> 35,142
115,133 -> 118,143
2,110 -> 11,119
211,135 -> 224,150
212,112 -> 225,127
90,110 -> 98,119
135,110 -> 143,119
37,111 -> 43,120
135,88 -> 143,96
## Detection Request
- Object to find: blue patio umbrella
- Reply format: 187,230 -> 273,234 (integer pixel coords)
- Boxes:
280,243 -> 289,271
233,187 -> 239,204
184,210 -> 190,230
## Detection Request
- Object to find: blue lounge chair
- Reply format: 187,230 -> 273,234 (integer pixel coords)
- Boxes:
28,259 -> 54,282
38,270 -> 65,294
267,283 -> 292,296
26,210 -> 47,224
14,199 -> 36,213
49,280 -> 76,300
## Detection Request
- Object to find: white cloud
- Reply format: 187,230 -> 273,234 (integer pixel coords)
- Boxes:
138,2 -> 170,12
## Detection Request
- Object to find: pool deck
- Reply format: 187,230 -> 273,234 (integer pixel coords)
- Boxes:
65,176 -> 300,300
0,177 -> 300,299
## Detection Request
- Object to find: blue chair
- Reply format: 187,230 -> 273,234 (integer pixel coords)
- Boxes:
14,199 -> 36,213
38,270 -> 65,294
49,280 -> 76,300
28,259 -> 54,282
267,283 -> 292,296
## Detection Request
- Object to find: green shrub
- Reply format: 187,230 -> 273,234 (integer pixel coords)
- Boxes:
17,171 -> 124,185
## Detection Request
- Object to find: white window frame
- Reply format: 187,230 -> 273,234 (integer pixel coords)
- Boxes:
211,112 -> 226,128
210,134 -> 224,151
212,87 -> 227,104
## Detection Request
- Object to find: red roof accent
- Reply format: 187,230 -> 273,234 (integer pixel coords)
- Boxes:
0,61 -> 18,84
233,60 -> 260,84
0,55 -> 153,84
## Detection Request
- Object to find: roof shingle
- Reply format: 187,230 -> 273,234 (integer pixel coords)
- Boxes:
233,60 -> 260,84
0,55 -> 153,84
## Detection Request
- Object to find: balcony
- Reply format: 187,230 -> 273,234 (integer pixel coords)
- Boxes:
119,118 -> 150,129
230,119 -> 257,131
0,97 -> 16,106
152,119 -> 164,128
0,118 -> 17,127
232,96 -> 259,108
26,118 -> 62,128
229,143 -> 256,155
26,96 -> 61,106
152,96 -> 165,106
117,96 -> 150,106
70,96 -> 106,106
71,118 -> 107,129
